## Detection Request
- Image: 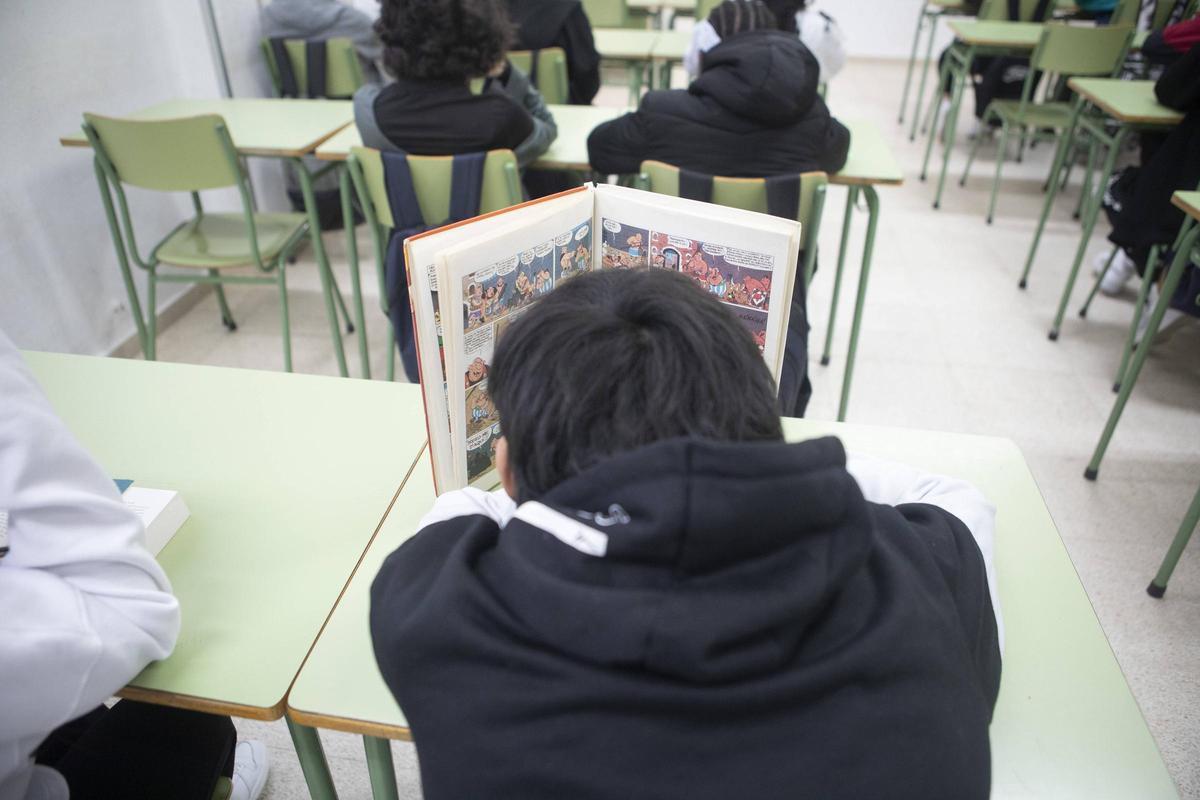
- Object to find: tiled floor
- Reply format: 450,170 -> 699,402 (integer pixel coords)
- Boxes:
148,58 -> 1200,798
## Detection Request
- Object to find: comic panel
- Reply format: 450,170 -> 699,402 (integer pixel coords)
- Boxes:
466,423 -> 502,485
600,219 -> 649,270
462,254 -> 519,334
729,305 -> 770,354
511,240 -> 556,308
554,221 -> 593,283
466,382 -> 500,437
660,237 -> 775,313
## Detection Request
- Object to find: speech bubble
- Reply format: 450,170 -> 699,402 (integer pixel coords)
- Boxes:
701,242 -> 727,257
603,219 -> 621,233
555,232 -> 572,246
467,424 -> 499,450
495,256 -> 519,276
520,249 -> 535,266
667,235 -> 692,249
575,224 -> 590,241
534,241 -> 554,258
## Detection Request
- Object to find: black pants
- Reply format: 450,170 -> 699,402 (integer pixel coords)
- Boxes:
36,701 -> 236,800
779,250 -> 813,418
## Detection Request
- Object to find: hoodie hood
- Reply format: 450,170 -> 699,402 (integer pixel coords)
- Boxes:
485,436 -> 875,684
691,29 -> 821,126
261,0 -> 346,33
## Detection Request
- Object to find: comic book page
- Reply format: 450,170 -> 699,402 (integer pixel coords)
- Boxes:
437,190 -> 596,489
406,187 -> 592,492
593,184 -> 801,382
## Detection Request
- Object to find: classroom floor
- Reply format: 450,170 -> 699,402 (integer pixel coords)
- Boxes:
148,58 -> 1200,799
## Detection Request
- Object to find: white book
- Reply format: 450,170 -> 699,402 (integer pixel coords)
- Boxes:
122,487 -> 189,556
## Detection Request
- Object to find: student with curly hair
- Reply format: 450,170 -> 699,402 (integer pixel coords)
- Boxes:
353,0 -> 557,167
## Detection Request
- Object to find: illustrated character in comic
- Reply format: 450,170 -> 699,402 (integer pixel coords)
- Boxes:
466,283 -> 484,327
470,393 -> 495,427
652,254 -> 665,269
534,268 -> 552,295
626,233 -> 644,259
514,271 -> 534,305
574,243 -> 590,270
752,329 -> 767,351
559,249 -> 575,279
465,356 -> 488,388
726,281 -> 749,306
663,248 -> 680,271
483,286 -> 499,320
706,269 -> 728,299
744,275 -> 771,309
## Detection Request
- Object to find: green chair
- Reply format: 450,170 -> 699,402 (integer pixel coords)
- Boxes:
1148,482 -> 1200,598
634,160 -> 828,288
959,23 -> 1134,224
696,0 -> 721,20
582,0 -> 651,28
346,147 -> 523,381
508,48 -> 570,105
261,37 -> 365,99
83,113 -> 311,371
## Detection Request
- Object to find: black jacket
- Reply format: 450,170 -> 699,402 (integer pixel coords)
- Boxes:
506,0 -> 601,105
587,30 -> 851,177
370,436 -> 1001,800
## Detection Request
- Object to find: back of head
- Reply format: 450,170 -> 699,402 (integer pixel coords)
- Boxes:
375,0 -> 515,81
706,0 -> 778,39
489,270 -> 783,500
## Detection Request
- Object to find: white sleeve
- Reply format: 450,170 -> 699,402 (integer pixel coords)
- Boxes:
0,333 -> 181,747
684,20 -> 722,81
845,451 -> 1003,653
418,487 -> 518,531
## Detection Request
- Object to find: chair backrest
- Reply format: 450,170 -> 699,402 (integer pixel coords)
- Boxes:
978,0 -> 1052,20
348,147 -> 522,230
261,37 -> 364,99
696,0 -> 723,22
637,160 -> 827,254
83,113 -> 242,192
508,48 -> 570,105
1031,23 -> 1134,76
1110,0 -> 1141,26
582,0 -> 630,27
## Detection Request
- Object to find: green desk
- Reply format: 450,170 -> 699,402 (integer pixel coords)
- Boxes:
821,119 -> 904,422
24,353 -> 427,719
286,420 -> 1177,800
60,98 -> 359,378
593,28 -> 683,96
921,21 -> 1044,210
593,28 -> 659,60
1023,80 -> 1184,339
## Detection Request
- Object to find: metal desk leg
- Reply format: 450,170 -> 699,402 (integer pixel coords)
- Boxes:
837,186 -> 881,423
1084,220 -> 1198,481
1148,482 -> 1200,598
1048,126 -> 1127,341
910,8 -> 941,142
363,736 -> 400,800
291,158 -> 350,377
899,3 -> 928,125
287,719 -> 339,800
932,45 -> 972,210
339,165 -> 370,379
820,186 -> 858,367
1018,111 -> 1078,288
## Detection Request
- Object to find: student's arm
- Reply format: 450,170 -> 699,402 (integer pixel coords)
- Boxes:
846,452 -> 1003,653
498,64 -> 559,167
587,111 -> 651,176
818,112 -> 852,174
0,332 -> 180,747
684,20 -> 721,81
562,5 -> 602,104
333,4 -> 384,67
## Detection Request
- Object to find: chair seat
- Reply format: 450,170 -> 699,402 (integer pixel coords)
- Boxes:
988,101 -> 1076,129
154,212 -> 308,269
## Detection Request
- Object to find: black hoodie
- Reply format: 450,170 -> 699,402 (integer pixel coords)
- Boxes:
587,29 -> 850,177
506,0 -> 602,105
370,436 -> 1000,800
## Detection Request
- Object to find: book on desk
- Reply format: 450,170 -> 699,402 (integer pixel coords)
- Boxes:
115,480 -> 189,556
405,183 -> 803,493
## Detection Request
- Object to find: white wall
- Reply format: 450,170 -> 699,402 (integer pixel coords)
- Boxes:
0,0 -> 281,355
808,0 -> 957,60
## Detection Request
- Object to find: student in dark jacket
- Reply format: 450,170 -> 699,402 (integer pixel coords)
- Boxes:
370,269 -> 1003,800
505,0 -> 601,104
353,0 -> 557,167
586,2 -> 850,177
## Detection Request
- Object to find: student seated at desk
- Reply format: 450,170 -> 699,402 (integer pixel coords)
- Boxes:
0,331 -> 268,800
261,0 -> 384,84
505,0 -> 601,104
684,0 -> 847,86
353,0 -> 557,168
370,270 -> 1003,800
588,0 -> 849,178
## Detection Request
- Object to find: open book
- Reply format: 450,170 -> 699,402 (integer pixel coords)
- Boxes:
406,183 -> 802,494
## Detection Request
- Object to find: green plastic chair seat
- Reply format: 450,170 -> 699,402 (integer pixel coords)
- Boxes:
988,100 -> 1076,128
155,212 -> 307,268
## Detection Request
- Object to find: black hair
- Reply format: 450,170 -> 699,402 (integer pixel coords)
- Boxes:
762,0 -> 806,32
375,0 -> 515,81
707,0 -> 777,38
489,269 -> 783,499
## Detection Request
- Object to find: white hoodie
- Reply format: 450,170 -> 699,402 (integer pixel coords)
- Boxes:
0,334 -> 180,800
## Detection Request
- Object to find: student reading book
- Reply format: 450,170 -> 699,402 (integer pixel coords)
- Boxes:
369,269 -> 1003,800
398,183 -> 805,493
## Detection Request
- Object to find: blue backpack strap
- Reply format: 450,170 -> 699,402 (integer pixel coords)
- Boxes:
528,49 -> 541,91
448,152 -> 488,221
269,38 -> 299,98
764,174 -> 802,222
1031,0 -> 1051,20
306,39 -> 327,98
678,168 -> 714,204
381,150 -> 430,382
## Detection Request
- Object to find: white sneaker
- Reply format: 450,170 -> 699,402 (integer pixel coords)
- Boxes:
230,740 -> 269,800
1135,284 -> 1185,345
1099,250 -> 1136,296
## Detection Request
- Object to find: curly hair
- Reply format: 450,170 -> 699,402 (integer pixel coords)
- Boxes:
375,0 -> 515,81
